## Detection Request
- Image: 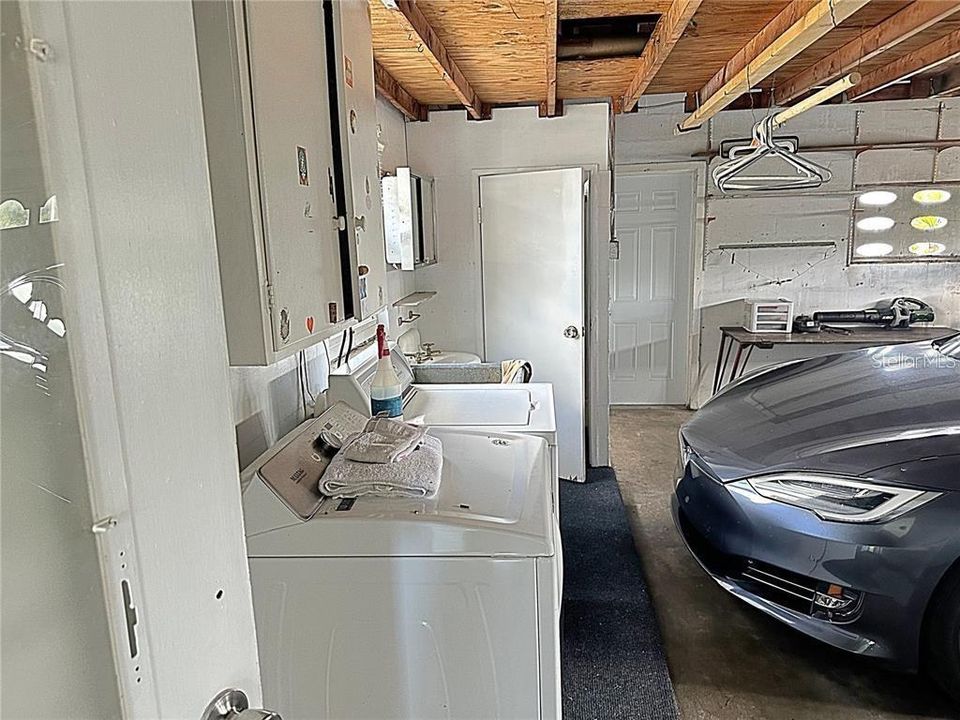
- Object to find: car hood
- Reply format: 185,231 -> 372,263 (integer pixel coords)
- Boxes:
683,341 -> 960,489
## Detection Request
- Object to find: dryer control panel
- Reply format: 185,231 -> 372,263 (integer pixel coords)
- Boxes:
257,402 -> 367,520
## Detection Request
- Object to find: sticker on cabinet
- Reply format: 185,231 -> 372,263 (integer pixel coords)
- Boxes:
297,146 -> 309,186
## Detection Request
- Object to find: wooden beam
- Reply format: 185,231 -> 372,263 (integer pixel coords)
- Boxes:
387,0 -> 488,120
699,0 -> 819,104
933,65 -> 960,97
373,61 -> 427,121
850,28 -> 960,100
684,89 -> 774,113
621,0 -> 704,112
539,99 -> 564,117
544,0 -> 558,116
677,0 -> 871,132
776,1 -> 960,105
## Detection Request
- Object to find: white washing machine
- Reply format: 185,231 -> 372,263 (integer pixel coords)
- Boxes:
241,402 -> 562,720
327,344 -> 559,484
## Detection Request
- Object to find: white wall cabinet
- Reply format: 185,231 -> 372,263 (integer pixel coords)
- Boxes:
194,0 -> 359,366
330,0 -> 389,319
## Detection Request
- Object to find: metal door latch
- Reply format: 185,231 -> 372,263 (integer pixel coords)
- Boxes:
91,516 -> 117,534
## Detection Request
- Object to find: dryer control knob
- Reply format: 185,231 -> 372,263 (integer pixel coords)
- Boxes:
313,430 -> 343,458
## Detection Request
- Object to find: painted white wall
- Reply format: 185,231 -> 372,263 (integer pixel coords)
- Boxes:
406,103 -> 611,353
231,97 -> 414,469
616,95 -> 960,406
404,103 -> 612,465
377,96 -> 419,332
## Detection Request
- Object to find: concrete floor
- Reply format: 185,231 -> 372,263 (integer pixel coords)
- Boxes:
610,406 -> 959,720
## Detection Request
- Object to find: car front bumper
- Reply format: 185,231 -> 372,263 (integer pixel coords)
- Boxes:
672,457 -> 957,670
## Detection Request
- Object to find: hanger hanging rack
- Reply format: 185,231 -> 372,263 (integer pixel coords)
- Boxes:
712,73 -> 861,194
768,72 -> 861,129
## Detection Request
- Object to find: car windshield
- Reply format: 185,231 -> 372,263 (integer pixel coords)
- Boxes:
933,333 -> 960,360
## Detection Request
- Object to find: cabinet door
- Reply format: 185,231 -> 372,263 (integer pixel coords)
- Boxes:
335,0 -> 388,318
245,0 -> 348,348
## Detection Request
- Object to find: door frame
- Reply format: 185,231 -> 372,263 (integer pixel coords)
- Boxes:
472,163 -> 610,469
613,161 -> 706,408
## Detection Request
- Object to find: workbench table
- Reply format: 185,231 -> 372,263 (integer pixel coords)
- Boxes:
712,325 -> 959,395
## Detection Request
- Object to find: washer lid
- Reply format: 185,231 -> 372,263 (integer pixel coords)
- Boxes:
243,427 -> 555,558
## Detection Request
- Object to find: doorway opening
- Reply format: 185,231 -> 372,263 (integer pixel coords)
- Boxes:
610,167 -> 700,405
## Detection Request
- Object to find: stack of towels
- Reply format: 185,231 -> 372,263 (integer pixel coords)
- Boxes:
320,417 -> 443,499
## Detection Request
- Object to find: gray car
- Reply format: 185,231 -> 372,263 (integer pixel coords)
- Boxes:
673,334 -> 960,700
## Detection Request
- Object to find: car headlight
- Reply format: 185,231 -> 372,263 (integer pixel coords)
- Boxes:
732,473 -> 940,523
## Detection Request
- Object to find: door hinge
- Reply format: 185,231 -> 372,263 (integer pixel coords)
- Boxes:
583,179 -> 590,199
265,282 -> 275,311
477,206 -> 482,225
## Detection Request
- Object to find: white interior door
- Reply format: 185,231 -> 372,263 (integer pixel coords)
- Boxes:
610,170 -> 694,405
16,2 -> 268,717
480,168 -> 585,481
1,4 -> 122,717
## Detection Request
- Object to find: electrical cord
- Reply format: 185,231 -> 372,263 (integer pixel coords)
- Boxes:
300,350 -> 316,407
296,353 -> 307,420
344,326 -> 355,364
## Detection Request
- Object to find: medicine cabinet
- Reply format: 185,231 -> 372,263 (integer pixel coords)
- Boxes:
382,167 -> 438,271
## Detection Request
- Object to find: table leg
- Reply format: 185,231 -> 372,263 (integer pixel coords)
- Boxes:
712,333 -> 729,395
729,343 -> 745,387
738,344 -> 755,379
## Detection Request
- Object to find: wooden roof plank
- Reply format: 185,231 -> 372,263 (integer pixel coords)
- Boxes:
850,27 -> 960,99
374,61 -> 428,121
389,0 -> 488,119
776,0 -> 960,104
544,0 -> 559,116
678,0 -> 873,132
621,0 -> 705,111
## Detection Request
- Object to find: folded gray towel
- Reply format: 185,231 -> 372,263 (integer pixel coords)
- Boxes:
343,417 -> 428,464
321,434 -> 443,499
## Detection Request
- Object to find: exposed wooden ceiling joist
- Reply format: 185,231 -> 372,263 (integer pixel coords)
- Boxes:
850,27 -> 960,100
384,0 -> 489,119
374,61 -> 427,121
543,0 -> 559,116
559,0 -> 672,20
776,1 -> 960,105
677,0 -> 872,132
933,65 -> 960,96
621,0 -> 705,112
698,0 -> 818,104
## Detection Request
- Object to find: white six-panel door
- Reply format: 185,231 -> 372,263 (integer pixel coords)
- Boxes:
611,170 -> 695,405
480,168 -> 586,481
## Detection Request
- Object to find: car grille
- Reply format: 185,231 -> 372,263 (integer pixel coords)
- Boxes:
676,506 -> 861,622
741,559 -> 818,615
